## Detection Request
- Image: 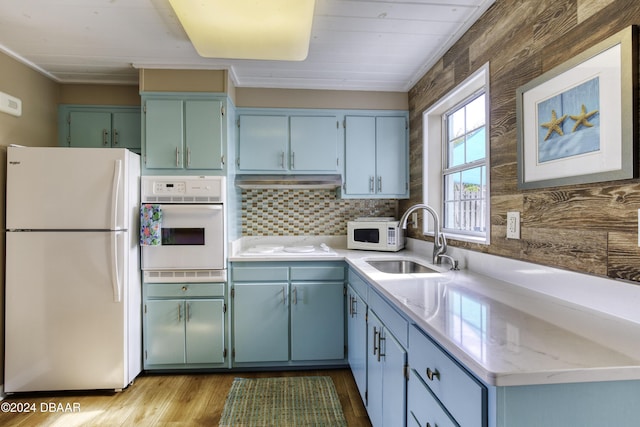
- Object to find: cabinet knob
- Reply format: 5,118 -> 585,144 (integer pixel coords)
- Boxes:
182,286 -> 188,292
426,367 -> 440,381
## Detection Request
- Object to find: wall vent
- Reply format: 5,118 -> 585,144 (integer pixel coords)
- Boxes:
0,91 -> 22,117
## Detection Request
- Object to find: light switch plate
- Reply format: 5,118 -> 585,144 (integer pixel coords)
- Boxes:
506,211 -> 520,239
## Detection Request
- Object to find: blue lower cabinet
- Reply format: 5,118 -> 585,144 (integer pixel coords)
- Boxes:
347,284 -> 368,403
367,310 -> 407,427
230,262 -> 347,367
143,283 -> 227,369
232,283 -> 289,363
185,299 -> 225,364
145,299 -> 187,365
291,282 -> 345,361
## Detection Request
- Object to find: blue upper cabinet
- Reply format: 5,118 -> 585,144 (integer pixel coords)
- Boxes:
142,94 -> 226,173
59,106 -> 141,153
290,116 -> 339,171
238,115 -> 289,170
237,111 -> 339,173
343,114 -> 409,199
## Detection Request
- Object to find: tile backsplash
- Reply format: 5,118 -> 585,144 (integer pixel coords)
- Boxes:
241,189 -> 398,235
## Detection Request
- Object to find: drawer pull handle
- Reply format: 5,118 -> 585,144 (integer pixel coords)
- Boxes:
426,367 -> 440,381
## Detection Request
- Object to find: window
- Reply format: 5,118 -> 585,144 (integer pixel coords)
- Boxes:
442,92 -> 487,237
423,63 -> 490,244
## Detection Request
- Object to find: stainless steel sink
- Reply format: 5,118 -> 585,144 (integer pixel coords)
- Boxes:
366,259 -> 439,274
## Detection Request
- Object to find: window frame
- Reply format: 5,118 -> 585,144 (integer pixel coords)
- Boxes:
422,63 -> 490,245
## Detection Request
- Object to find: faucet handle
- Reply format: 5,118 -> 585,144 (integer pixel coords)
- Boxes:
437,233 -> 447,254
438,254 -> 459,271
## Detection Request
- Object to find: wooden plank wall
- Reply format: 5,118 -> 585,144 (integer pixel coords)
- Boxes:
404,0 -> 640,283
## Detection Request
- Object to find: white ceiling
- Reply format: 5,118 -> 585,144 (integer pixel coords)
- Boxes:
0,0 -> 494,92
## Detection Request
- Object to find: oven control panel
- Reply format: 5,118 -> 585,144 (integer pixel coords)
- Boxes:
153,181 -> 186,195
141,176 -> 226,203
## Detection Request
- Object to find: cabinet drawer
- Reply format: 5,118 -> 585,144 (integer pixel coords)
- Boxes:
409,325 -> 486,427
408,369 -> 457,427
348,269 -> 368,302
290,265 -> 345,281
369,289 -> 408,348
232,266 -> 289,282
145,283 -> 225,298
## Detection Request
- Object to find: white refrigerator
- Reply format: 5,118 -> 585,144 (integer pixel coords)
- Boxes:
4,146 -> 142,392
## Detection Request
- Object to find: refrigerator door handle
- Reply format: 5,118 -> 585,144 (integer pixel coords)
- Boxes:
111,230 -> 123,303
110,160 -> 122,230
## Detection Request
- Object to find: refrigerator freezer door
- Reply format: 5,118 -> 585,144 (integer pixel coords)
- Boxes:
4,231 -> 140,392
6,147 -> 137,230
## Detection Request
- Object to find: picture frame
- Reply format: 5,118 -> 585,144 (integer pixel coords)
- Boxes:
516,25 -> 638,190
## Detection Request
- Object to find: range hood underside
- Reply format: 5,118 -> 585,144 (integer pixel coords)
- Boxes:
235,174 -> 342,189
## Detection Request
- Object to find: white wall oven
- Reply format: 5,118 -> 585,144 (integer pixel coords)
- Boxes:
141,176 -> 226,282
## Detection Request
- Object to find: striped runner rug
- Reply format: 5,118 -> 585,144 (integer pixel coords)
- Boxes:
219,376 -> 348,426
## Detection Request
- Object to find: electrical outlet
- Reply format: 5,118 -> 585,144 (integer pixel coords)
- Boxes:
638,209 -> 640,247
506,211 -> 520,239
412,212 -> 418,228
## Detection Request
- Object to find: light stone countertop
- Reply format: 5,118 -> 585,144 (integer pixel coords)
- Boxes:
229,236 -> 640,387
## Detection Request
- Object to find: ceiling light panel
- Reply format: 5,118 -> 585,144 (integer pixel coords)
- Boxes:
169,0 -> 316,61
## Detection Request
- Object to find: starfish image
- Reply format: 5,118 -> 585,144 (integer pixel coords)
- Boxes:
569,104 -> 598,132
540,109 -> 567,141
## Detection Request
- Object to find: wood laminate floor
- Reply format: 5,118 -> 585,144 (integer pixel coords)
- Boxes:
0,369 -> 371,427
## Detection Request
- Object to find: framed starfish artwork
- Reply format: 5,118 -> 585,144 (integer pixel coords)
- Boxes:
516,25 -> 637,189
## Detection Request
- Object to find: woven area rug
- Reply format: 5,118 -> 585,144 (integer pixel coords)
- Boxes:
219,376 -> 347,427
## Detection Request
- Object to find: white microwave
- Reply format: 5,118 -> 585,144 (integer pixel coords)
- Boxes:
347,217 -> 405,252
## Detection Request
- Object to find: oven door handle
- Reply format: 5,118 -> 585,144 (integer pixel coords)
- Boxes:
159,205 -> 223,214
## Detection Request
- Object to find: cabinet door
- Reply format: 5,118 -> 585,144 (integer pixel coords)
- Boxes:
368,310 -> 408,427
233,283 -> 289,363
185,100 -> 223,170
112,111 -> 141,151
69,111 -> 111,148
238,115 -> 288,170
367,311 -> 384,427
185,299 -> 225,364
144,99 -> 184,169
347,285 -> 367,403
290,281 -> 344,361
375,116 -> 407,196
381,327 -> 407,427
344,116 -> 377,195
145,299 -> 185,365
290,116 -> 338,172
